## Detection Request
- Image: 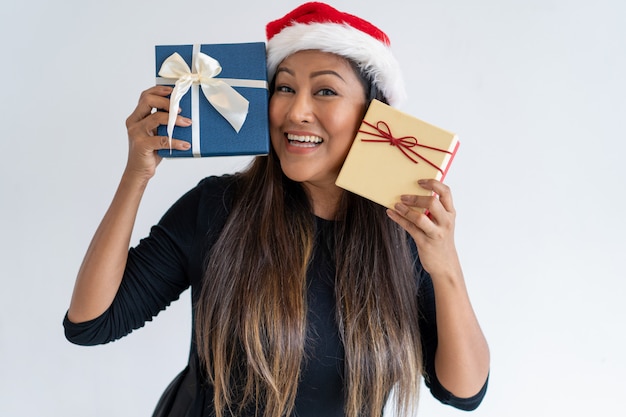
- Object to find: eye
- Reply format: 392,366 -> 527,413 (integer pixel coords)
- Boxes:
275,85 -> 294,94
315,88 -> 337,97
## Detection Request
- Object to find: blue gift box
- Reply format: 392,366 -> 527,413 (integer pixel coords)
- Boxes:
155,42 -> 270,157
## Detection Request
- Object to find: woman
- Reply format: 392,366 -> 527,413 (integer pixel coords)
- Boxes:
64,3 -> 490,417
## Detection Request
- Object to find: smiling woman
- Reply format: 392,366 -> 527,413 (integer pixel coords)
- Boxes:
63,2 -> 489,417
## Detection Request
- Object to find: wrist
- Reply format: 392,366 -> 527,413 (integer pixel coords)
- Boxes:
121,166 -> 153,191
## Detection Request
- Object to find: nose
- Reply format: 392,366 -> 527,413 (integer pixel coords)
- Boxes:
287,91 -> 314,124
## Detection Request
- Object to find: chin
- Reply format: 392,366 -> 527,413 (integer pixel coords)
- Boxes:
281,168 -> 312,184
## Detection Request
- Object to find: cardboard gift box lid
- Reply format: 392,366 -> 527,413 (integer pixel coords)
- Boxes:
155,42 -> 269,158
336,99 -> 459,209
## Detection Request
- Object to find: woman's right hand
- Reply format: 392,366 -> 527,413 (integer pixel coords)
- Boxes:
124,85 -> 192,181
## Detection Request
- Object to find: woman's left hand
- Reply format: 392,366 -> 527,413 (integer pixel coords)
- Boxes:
386,179 -> 461,277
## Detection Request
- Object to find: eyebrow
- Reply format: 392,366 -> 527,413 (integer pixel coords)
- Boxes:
311,70 -> 345,81
275,67 -> 346,82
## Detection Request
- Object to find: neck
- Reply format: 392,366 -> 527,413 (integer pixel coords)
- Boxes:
302,181 -> 343,220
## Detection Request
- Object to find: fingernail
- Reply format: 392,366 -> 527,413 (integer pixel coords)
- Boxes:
181,142 -> 191,149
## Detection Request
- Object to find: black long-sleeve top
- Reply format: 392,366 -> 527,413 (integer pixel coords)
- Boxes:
64,175 -> 487,416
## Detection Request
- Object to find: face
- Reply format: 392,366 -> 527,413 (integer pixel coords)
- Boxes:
269,50 -> 368,191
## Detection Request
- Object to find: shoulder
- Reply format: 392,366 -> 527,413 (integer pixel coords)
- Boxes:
173,174 -> 240,215
174,174 -> 241,231
194,173 -> 239,198
196,173 -> 239,193
155,173 -> 240,240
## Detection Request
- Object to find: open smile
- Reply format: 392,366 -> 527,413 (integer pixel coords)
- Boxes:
287,133 -> 324,148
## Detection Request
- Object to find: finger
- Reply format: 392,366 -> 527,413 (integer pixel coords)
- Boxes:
126,86 -> 174,125
149,112 -> 192,132
418,179 -> 455,213
127,95 -> 171,125
130,112 -> 192,138
398,188 -> 457,233
386,207 -> 422,237
399,194 -> 454,232
399,194 -> 435,210
387,206 -> 441,242
389,201 -> 438,236
157,136 -> 191,151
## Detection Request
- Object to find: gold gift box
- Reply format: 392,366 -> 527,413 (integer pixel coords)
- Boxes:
336,99 -> 459,209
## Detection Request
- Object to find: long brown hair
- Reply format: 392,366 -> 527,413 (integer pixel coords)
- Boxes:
195,149 -> 423,417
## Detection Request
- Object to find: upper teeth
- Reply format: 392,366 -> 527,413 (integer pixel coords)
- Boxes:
287,134 -> 323,143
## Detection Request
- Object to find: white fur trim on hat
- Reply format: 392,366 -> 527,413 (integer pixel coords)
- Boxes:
266,22 -> 406,107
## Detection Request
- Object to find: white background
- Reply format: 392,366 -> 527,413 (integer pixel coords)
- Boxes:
1,0 -> 625,416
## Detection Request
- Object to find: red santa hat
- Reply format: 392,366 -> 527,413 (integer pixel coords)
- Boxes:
266,2 -> 406,106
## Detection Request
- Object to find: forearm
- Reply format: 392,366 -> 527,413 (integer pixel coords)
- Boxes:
387,180 -> 489,398
431,266 -> 490,398
67,170 -> 149,323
